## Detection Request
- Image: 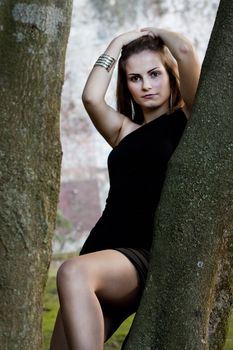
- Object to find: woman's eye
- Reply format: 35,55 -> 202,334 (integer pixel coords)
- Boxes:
130,76 -> 140,82
151,71 -> 159,78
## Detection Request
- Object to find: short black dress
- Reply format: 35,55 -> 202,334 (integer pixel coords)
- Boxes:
80,108 -> 187,287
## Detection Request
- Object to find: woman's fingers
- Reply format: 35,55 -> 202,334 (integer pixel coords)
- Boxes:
140,27 -> 158,38
118,30 -> 151,46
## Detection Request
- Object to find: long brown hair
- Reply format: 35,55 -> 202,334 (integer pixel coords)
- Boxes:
116,35 -> 184,124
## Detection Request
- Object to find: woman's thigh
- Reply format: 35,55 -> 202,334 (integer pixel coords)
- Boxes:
56,249 -> 142,344
58,249 -> 141,308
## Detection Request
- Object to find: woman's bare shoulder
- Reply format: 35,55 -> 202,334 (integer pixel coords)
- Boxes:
114,117 -> 141,147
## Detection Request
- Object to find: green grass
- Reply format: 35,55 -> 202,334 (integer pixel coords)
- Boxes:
43,272 -> 59,350
104,316 -> 134,350
43,269 -> 233,350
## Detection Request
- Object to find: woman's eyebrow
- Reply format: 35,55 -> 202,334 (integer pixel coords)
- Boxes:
128,66 -> 159,76
148,67 -> 159,73
128,72 -> 140,76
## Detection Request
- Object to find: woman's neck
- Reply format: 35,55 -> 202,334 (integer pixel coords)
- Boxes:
142,104 -> 169,124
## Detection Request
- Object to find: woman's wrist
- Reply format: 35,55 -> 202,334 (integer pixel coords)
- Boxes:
104,30 -> 151,58
104,36 -> 124,60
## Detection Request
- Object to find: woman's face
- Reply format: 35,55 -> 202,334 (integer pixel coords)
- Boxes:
125,50 -> 171,112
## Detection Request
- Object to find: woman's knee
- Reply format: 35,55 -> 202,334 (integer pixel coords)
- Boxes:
56,257 -> 94,292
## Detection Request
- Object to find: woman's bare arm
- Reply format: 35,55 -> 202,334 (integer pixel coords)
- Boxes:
82,31 -> 149,147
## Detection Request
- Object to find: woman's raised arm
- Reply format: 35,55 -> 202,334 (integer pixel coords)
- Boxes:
82,31 -> 149,147
141,27 -> 201,118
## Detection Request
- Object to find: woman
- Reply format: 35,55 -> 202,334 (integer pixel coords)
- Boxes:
50,28 -> 200,350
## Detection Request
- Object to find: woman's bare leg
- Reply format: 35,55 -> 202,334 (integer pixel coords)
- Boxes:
49,249 -> 141,350
50,309 -> 69,350
49,301 -> 133,350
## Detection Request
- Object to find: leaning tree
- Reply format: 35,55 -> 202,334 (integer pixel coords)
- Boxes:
0,1 -> 72,349
123,0 -> 233,349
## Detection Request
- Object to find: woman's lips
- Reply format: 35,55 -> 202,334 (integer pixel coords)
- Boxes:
142,93 -> 157,99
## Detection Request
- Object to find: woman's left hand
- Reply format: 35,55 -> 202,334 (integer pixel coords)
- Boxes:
140,27 -> 162,38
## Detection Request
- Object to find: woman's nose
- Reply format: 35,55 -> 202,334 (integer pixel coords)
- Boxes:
142,78 -> 152,90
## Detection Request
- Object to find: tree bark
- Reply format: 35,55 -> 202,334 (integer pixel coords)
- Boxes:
122,0 -> 233,348
0,1 -> 72,349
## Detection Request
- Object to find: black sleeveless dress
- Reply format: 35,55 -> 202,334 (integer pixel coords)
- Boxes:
80,108 -> 187,286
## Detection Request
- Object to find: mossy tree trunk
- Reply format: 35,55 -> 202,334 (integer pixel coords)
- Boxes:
122,0 -> 233,349
0,1 -> 72,349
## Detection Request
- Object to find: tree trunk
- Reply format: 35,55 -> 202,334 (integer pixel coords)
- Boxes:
122,0 -> 233,348
0,1 -> 72,349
